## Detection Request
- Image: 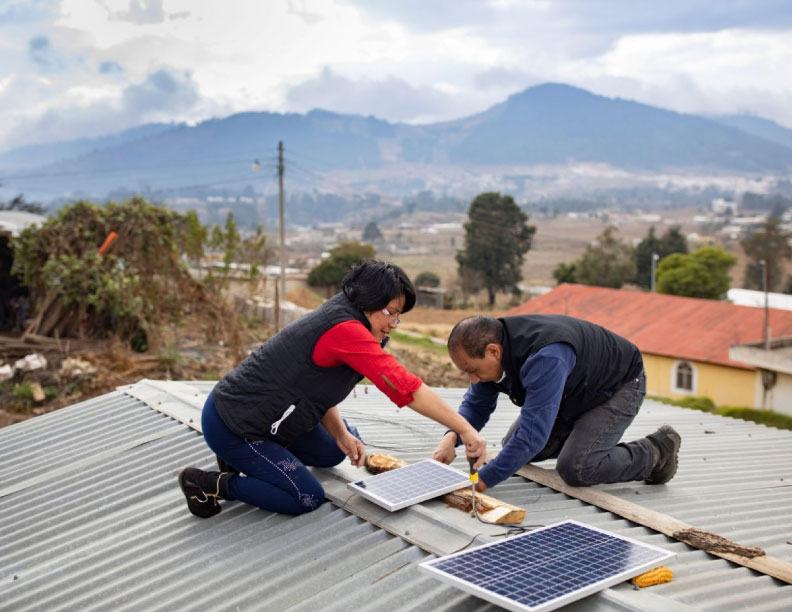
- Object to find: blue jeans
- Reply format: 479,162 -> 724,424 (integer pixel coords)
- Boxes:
201,392 -> 354,514
505,372 -> 654,486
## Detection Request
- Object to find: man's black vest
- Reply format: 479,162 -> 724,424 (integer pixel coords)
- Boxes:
493,314 -> 643,421
213,292 -> 370,445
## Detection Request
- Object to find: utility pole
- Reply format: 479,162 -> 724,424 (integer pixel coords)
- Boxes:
761,259 -> 769,350
761,258 -> 771,409
278,141 -> 285,328
650,252 -> 659,292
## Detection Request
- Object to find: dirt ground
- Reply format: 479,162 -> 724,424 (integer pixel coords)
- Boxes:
0,300 -> 486,429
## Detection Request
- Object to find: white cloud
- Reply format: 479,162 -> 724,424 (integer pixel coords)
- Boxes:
559,29 -> 792,127
1,0 -> 792,150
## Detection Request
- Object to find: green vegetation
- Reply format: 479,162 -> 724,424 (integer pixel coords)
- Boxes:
362,221 -> 384,243
456,192 -> 535,306
649,394 -> 792,430
11,196 -> 234,348
307,241 -> 376,296
390,330 -> 447,355
634,225 -> 688,289
573,226 -> 635,289
741,218 -> 792,292
656,246 -> 737,300
414,271 -> 440,288
551,226 -> 636,289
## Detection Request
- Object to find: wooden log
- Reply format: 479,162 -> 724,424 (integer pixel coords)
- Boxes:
363,453 -> 526,525
364,454 -> 407,473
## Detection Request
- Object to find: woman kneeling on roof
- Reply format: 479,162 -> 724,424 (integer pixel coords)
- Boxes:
179,259 -> 486,517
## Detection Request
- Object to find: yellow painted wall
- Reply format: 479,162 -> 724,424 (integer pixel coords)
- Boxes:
642,353 -> 756,407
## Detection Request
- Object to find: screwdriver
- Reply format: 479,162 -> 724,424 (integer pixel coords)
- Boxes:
468,456 -> 479,517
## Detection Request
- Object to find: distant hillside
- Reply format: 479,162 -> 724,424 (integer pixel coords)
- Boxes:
3,83 -> 792,201
713,114 -> 792,150
0,123 -> 180,172
434,84 -> 792,171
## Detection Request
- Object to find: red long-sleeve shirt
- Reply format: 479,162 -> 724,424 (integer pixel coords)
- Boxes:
312,320 -> 422,406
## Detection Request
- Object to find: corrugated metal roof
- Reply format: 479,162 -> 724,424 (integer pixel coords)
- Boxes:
506,284 -> 792,369
0,210 -> 46,237
1,381 -> 791,611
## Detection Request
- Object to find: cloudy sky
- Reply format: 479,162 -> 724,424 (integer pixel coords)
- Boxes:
2,0 -> 792,151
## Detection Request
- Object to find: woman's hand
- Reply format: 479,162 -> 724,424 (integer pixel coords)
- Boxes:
336,432 -> 366,468
432,431 -> 458,464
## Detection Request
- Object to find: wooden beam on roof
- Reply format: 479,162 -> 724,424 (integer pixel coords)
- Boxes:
509,460 -> 792,585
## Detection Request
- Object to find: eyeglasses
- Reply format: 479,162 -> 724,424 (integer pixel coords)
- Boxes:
381,307 -> 401,325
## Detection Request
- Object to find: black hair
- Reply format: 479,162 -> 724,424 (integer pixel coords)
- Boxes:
342,259 -> 416,314
447,315 -> 503,358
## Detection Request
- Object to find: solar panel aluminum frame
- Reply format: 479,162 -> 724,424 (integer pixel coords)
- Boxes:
346,459 -> 471,512
418,519 -> 675,612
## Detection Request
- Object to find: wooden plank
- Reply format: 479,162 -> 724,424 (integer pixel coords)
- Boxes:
511,461 -> 792,584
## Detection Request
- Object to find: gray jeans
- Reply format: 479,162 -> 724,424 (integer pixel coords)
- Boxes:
503,372 -> 654,486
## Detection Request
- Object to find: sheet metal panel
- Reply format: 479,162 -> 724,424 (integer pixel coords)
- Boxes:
1,382 -> 790,611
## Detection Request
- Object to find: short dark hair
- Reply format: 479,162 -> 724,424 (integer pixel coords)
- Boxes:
447,315 -> 503,358
342,259 -> 416,313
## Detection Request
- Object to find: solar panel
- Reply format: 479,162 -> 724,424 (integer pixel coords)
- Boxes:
419,520 -> 675,612
347,459 -> 471,511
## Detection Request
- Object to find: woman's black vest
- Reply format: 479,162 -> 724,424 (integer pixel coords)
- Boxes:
212,292 -> 370,445
493,314 -> 643,422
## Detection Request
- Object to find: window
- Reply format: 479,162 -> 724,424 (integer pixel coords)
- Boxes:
672,361 -> 696,394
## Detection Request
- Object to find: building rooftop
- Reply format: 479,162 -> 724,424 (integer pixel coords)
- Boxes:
507,284 -> 792,369
1,380 -> 790,611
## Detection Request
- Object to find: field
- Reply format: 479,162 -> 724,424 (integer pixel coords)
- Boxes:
382,210 -> 710,292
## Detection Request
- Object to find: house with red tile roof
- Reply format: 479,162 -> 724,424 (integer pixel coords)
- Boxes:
506,283 -> 792,411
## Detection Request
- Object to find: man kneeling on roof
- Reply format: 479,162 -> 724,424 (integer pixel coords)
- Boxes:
432,314 -> 681,491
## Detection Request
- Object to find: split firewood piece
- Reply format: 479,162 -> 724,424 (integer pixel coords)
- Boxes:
364,453 -> 408,474
442,488 -> 526,524
363,453 -> 526,524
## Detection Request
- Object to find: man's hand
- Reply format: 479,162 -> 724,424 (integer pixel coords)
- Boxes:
337,433 -> 366,468
459,429 -> 486,470
432,431 -> 458,464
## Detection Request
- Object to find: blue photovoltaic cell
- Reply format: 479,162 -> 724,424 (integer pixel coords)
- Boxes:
347,459 -> 471,511
419,520 -> 675,612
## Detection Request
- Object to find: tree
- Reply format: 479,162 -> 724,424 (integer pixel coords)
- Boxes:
222,212 -> 241,268
575,226 -> 636,289
241,224 -> 269,282
362,221 -> 383,243
307,241 -> 375,296
634,225 -> 688,289
741,218 -> 792,292
656,246 -> 737,299
414,271 -> 440,288
552,262 -> 577,285
456,192 -> 535,307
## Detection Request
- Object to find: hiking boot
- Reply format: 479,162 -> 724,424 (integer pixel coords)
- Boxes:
178,467 -> 234,518
646,425 -> 681,485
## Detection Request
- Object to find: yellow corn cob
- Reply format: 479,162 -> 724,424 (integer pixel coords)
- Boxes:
632,566 -> 673,588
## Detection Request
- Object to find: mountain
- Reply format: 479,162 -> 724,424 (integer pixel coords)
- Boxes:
0,123 -> 181,172
713,114 -> 792,150
3,83 -> 792,201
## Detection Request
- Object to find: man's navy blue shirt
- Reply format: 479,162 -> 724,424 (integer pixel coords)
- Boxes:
458,342 -> 576,487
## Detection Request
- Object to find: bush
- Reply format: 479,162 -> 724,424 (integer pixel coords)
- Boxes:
648,394 -> 792,430
675,396 -> 716,412
715,406 -> 792,431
